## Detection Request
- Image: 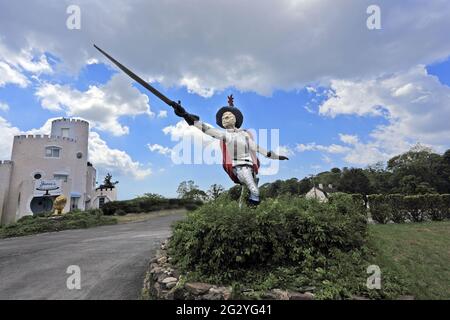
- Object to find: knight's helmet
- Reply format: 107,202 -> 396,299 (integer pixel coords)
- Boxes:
216,94 -> 244,128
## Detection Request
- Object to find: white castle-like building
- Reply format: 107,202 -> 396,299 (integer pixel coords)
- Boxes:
0,118 -> 117,225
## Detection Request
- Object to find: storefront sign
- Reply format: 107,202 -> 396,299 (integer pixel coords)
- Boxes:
34,180 -> 62,196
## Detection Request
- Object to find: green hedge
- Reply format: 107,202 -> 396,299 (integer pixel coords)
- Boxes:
368,194 -> 450,224
0,209 -> 117,239
169,194 -> 368,282
329,193 -> 366,213
101,197 -> 203,215
168,194 -> 409,299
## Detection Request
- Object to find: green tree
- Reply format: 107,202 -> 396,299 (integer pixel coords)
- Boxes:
279,178 -> 300,195
298,177 -> 313,195
138,193 -> 165,200
365,161 -> 392,194
387,145 -> 447,194
338,168 -> 371,195
177,180 -> 207,201
207,184 -> 225,200
316,170 -> 341,189
102,173 -> 118,188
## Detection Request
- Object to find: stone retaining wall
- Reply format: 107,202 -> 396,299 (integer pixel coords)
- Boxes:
142,240 -> 315,300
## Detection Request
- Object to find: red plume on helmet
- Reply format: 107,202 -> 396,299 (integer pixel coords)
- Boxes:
227,94 -> 234,107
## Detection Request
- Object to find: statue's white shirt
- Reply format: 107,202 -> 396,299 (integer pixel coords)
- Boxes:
194,120 -> 275,167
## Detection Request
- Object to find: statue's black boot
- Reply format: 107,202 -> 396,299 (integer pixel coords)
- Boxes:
247,198 -> 260,208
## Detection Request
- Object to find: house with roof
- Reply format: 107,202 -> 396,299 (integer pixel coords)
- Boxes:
305,184 -> 336,202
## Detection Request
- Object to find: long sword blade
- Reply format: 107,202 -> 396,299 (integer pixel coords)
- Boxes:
93,44 -> 174,107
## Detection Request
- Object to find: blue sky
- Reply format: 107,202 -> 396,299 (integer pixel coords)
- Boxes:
1,1 -> 450,199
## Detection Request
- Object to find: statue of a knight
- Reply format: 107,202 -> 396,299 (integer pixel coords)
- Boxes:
91,45 -> 289,207
172,95 -> 289,206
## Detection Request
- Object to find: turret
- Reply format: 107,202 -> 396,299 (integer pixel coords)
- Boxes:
50,118 -> 89,159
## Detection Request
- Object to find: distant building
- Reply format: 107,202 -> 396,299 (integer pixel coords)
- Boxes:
305,184 -> 336,202
0,118 -> 117,225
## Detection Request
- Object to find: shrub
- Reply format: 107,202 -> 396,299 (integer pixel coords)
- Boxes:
403,195 -> 425,222
0,210 -> 117,239
442,194 -> 450,219
329,193 -> 367,214
169,195 -> 367,283
368,195 -> 392,224
101,198 -> 203,215
424,194 -> 446,221
17,215 -> 36,223
368,194 -> 449,223
114,209 -> 127,216
387,194 -> 405,223
86,209 -> 103,218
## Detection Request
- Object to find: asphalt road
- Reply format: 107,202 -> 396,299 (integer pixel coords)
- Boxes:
0,212 -> 185,300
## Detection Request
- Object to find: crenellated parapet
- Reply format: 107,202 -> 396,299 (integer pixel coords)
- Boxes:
14,134 -> 77,143
52,118 -> 89,125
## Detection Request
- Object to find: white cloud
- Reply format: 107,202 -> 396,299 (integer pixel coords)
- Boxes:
0,102 -> 9,112
180,77 -> 215,98
86,58 -> 99,65
35,74 -> 154,136
339,134 -> 359,145
0,117 -> 20,159
88,131 -> 152,180
276,145 -> 294,157
163,120 -> 215,145
157,110 -> 168,118
0,41 -> 52,74
0,1 -> 449,95
0,62 -> 29,87
0,40 -> 52,89
296,142 -> 350,154
148,143 -> 172,156
311,65 -> 450,164
322,155 -> 332,164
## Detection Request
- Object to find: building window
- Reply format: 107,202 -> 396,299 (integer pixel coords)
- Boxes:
61,128 -> 70,138
54,174 -> 68,182
99,197 -> 105,208
70,197 -> 79,210
45,146 -> 61,158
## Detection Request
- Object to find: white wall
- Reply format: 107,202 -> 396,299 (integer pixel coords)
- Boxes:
92,187 -> 117,209
3,124 -> 89,223
0,161 -> 13,224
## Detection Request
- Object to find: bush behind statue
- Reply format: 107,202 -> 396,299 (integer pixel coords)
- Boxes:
101,197 -> 203,215
169,194 -> 367,282
369,194 -> 450,224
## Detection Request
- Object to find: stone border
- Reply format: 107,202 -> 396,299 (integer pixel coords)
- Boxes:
142,239 -> 315,300
142,240 -> 415,300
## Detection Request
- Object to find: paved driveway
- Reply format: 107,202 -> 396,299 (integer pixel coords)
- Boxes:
0,212 -> 185,300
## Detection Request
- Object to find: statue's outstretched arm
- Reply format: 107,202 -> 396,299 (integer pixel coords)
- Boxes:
247,134 -> 289,160
193,121 -> 225,140
172,102 -> 225,140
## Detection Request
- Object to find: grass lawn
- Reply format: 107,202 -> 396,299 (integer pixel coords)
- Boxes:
368,221 -> 450,299
115,208 -> 187,224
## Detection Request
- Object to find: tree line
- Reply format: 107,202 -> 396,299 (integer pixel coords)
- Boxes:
173,145 -> 450,201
